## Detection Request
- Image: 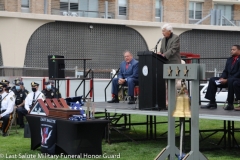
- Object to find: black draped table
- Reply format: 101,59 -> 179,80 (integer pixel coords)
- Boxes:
26,115 -> 108,155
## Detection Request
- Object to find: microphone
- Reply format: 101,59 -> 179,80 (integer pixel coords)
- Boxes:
156,38 -> 162,45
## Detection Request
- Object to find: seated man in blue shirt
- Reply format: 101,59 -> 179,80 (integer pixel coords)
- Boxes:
108,51 -> 138,104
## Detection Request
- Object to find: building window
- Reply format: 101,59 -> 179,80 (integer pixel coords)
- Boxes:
155,0 -> 162,18
214,4 -> 232,21
118,0 -> 127,16
60,2 -> 78,10
189,2 -> 202,19
21,0 -> 29,8
79,0 -> 98,18
60,1 -> 78,11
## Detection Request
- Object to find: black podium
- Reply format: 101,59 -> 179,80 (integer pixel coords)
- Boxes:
137,51 -> 167,110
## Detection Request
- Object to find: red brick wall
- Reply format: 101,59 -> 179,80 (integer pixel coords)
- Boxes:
128,0 -> 154,21
162,0 -> 187,23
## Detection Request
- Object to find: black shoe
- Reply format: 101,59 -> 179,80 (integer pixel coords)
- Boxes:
107,97 -> 119,103
223,104 -> 234,110
201,103 -> 217,109
19,125 -> 25,128
2,132 -> 7,137
128,97 -> 135,105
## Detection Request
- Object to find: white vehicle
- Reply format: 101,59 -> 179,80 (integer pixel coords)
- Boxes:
200,83 -> 228,105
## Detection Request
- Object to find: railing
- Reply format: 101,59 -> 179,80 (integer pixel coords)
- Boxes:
74,68 -> 94,101
0,66 -> 112,79
104,68 -> 120,102
193,9 -> 240,27
51,9 -> 115,19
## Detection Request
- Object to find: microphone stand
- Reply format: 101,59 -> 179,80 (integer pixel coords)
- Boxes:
154,41 -> 159,109
143,39 -> 162,110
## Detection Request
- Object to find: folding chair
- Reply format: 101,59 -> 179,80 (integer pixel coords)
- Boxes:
1,108 -> 18,136
119,86 -> 139,104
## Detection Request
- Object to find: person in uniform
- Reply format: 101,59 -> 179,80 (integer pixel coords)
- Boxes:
18,82 -> 44,128
0,83 -> 15,136
42,81 -> 58,99
11,77 -> 21,93
15,81 -> 27,128
48,80 -> 61,98
1,79 -> 15,98
17,81 -> 29,96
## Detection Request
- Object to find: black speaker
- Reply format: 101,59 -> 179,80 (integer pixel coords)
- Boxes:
48,55 -> 65,78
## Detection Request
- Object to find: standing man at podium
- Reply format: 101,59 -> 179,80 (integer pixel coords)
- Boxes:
157,23 -> 181,108
108,51 -> 138,104
157,23 -> 181,64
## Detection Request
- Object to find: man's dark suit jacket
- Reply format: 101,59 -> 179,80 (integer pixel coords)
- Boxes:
221,56 -> 240,79
160,33 -> 181,64
118,58 -> 138,80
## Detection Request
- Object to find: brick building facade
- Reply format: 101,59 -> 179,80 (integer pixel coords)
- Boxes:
0,0 -> 240,25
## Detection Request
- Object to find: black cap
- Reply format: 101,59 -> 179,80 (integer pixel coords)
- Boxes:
16,81 -> 24,86
0,82 -> 7,88
1,79 -> 10,84
13,78 -> 21,85
44,82 -> 50,85
44,80 -> 54,85
31,82 -> 39,87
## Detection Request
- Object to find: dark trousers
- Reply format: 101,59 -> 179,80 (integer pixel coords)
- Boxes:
233,79 -> 240,100
205,77 -> 240,104
16,107 -> 28,127
0,112 -> 12,134
112,78 -> 138,97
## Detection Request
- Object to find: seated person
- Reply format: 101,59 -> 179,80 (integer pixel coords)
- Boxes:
108,51 -> 138,104
0,83 -> 15,136
42,81 -> 59,99
1,79 -> 15,98
201,45 -> 240,110
18,82 -> 44,128
48,80 -> 61,98
15,81 -> 27,128
11,77 -> 21,93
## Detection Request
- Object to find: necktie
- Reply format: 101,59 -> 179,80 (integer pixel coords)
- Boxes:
232,56 -> 238,66
126,63 -> 129,69
33,92 -> 35,100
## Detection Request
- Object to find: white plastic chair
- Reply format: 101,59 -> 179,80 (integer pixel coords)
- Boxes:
63,11 -> 69,16
71,12 -> 78,17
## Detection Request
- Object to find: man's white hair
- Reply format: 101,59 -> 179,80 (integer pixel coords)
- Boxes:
161,24 -> 173,32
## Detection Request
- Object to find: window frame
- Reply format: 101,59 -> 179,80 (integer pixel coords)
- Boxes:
118,0 -> 127,16
155,0 -> 162,18
21,0 -> 30,8
189,2 -> 203,20
214,4 -> 233,21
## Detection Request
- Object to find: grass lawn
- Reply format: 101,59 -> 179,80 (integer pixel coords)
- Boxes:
1,114 -> 240,160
